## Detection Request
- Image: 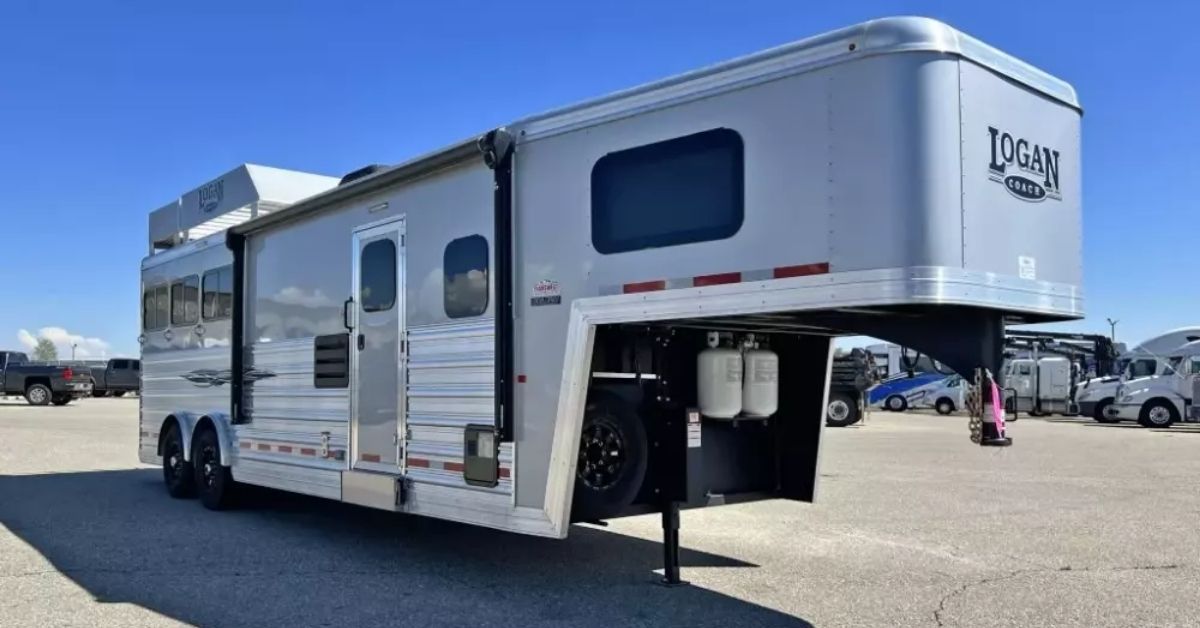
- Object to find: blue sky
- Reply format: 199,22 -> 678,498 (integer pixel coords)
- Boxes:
1,1 -> 1196,358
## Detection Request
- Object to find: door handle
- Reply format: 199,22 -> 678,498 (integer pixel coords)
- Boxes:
358,334 -> 365,351
343,297 -> 354,331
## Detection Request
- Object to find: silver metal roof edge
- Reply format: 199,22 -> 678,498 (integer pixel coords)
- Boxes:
515,16 -> 1079,141
230,138 -> 481,236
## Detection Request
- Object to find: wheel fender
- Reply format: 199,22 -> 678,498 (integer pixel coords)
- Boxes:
158,412 -> 200,461
192,412 -> 236,467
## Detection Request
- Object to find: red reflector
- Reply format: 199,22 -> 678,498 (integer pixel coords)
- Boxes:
444,461 -> 465,473
407,458 -> 430,468
623,280 -> 666,294
773,262 -> 830,278
517,374 -> 527,383
63,367 -> 73,381
693,272 -> 741,287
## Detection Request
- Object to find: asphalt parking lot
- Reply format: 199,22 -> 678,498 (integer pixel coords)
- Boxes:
2,399 -> 1199,628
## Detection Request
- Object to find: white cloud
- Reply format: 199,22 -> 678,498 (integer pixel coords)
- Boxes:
17,327 -> 112,360
271,286 -> 336,308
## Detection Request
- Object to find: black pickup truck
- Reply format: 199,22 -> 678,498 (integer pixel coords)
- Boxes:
0,350 -> 94,406
89,358 -> 141,397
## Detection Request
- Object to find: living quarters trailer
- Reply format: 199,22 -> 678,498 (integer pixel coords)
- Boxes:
139,17 -> 1083,581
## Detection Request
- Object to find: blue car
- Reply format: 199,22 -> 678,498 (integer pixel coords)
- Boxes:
868,372 -> 947,411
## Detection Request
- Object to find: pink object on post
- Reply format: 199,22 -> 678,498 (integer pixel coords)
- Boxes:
990,381 -> 1007,435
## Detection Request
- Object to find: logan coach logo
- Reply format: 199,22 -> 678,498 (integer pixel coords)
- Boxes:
198,179 -> 225,213
987,127 -> 1061,202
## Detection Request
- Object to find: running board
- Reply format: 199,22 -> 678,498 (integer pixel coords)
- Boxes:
341,469 -> 406,510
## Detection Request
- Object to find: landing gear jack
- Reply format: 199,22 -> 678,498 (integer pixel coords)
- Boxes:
657,501 -> 688,587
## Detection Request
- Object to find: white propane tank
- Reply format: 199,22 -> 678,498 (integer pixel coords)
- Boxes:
742,348 -> 779,417
698,346 -> 743,419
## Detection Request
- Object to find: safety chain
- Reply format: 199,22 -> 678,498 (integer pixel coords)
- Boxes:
966,368 -> 983,444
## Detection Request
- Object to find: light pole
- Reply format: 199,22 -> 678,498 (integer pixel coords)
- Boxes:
72,343 -> 77,360
1105,318 -> 1119,341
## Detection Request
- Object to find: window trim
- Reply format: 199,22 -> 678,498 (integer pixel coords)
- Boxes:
143,283 -> 169,331
170,275 -> 200,327
443,234 -> 490,319
202,265 -> 233,322
590,127 -> 745,255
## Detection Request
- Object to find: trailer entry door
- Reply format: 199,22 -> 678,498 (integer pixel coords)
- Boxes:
351,218 -> 406,473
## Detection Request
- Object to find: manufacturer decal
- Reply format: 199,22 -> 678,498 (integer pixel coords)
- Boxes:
180,367 -> 275,388
198,179 -> 225,213
530,279 -> 561,306
987,126 -> 1061,202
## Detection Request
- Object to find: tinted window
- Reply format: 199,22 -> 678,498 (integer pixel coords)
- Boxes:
360,238 -> 396,312
1130,359 -> 1157,378
132,360 -> 141,371
1017,363 -> 1032,375
444,235 -> 489,318
144,285 -> 169,330
143,289 -> 158,330
111,359 -> 128,370
171,276 -> 200,325
202,266 -> 233,321
591,128 -> 744,254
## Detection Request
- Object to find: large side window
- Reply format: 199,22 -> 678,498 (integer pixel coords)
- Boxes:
444,235 -> 489,319
170,275 -> 200,326
202,266 -> 233,321
591,128 -> 744,254
360,239 -> 397,312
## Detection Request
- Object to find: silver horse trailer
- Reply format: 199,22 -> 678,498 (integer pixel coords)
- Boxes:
139,17 -> 1082,582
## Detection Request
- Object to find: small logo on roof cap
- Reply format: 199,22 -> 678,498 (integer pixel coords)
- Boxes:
199,179 -> 225,213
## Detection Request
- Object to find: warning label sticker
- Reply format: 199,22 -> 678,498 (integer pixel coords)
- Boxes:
531,279 -> 561,306
687,410 -> 702,448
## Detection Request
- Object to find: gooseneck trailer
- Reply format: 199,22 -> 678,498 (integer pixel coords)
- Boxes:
138,17 -> 1082,582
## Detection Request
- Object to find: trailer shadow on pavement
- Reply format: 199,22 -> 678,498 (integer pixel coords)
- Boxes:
0,468 -> 813,627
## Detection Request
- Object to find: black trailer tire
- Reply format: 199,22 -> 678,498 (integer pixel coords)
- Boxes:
825,391 -> 861,427
1138,400 -> 1177,429
93,390 -> 108,398
935,398 -> 955,415
571,393 -> 648,522
885,395 -> 908,412
113,391 -> 126,398
193,428 -> 235,510
1092,399 -> 1120,423
162,423 -> 196,498
25,384 -> 51,406
51,395 -> 71,406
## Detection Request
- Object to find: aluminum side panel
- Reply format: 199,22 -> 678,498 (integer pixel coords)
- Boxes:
959,61 -> 1082,286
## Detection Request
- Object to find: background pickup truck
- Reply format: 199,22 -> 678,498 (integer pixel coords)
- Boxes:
90,358 -> 140,397
0,350 -> 94,406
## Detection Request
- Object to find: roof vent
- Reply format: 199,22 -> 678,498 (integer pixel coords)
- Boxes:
339,164 -> 387,186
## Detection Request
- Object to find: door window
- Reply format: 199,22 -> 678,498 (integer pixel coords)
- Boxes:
360,238 -> 397,312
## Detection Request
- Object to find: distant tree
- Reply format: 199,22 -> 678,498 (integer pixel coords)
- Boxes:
32,338 -> 57,362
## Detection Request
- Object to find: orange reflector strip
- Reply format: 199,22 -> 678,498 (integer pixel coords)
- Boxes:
773,262 -> 830,278
693,272 -> 741,287
623,280 -> 666,293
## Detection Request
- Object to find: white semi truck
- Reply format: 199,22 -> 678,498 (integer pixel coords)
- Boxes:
1075,327 -> 1200,422
1110,341 -> 1200,428
137,17 -> 1083,582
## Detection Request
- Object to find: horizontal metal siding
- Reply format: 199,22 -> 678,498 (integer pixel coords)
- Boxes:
241,338 -> 350,456
406,320 -> 512,495
139,346 -> 231,464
